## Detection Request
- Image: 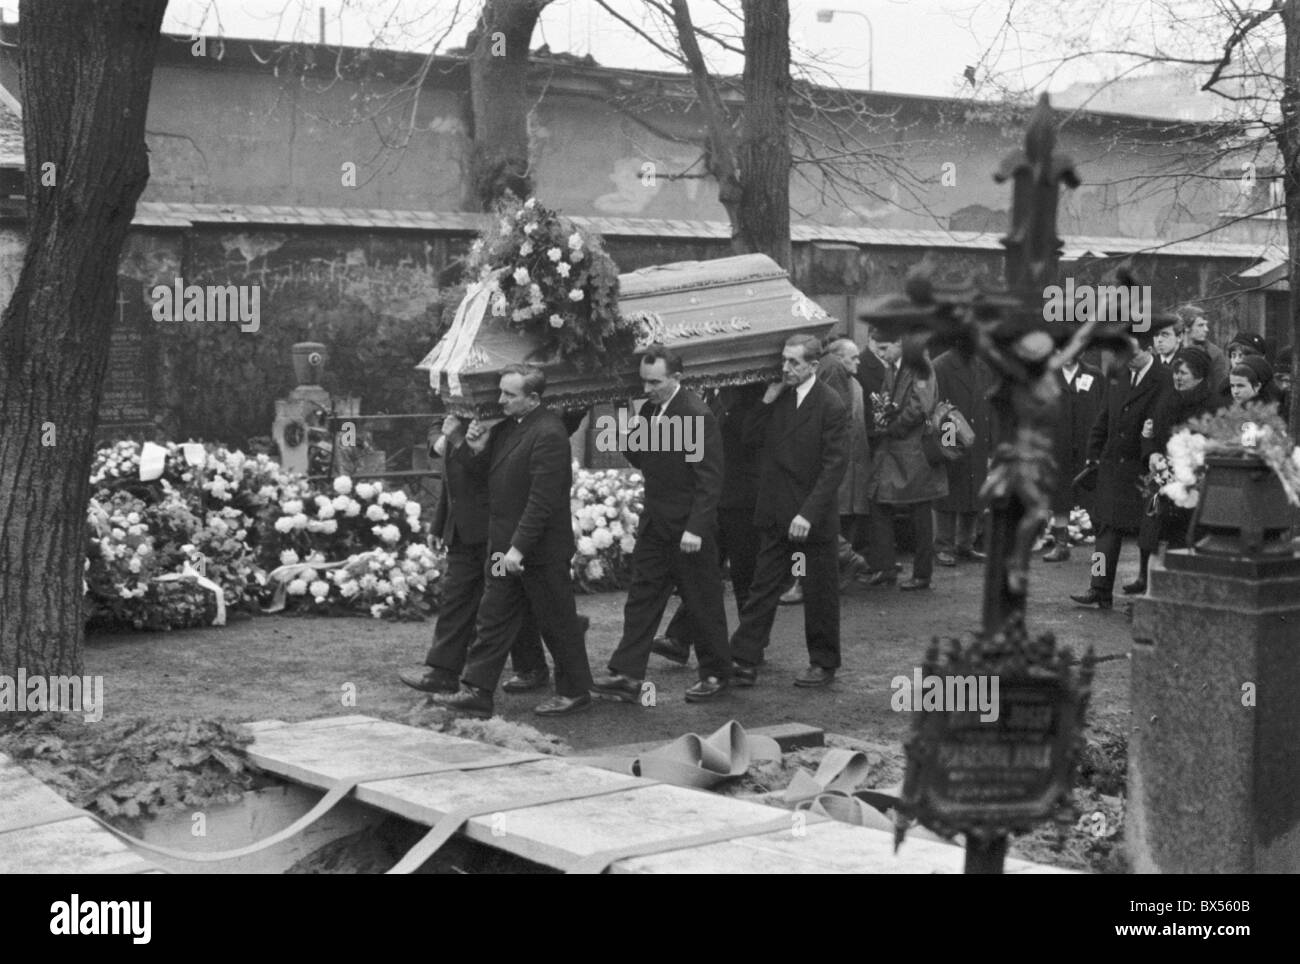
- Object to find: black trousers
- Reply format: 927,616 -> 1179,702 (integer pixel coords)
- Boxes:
608,523 -> 730,682
1089,524 -> 1138,594
729,526 -> 840,670
424,541 -> 543,675
662,505 -> 757,650
934,509 -> 980,555
461,558 -> 593,698
868,500 -> 935,581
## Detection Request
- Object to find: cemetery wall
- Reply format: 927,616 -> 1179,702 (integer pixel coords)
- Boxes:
0,32 -> 1240,243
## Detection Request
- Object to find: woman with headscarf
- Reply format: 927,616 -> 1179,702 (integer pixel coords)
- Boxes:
1131,347 -> 1222,594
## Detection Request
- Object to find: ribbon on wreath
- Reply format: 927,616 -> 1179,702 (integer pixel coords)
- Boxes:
153,561 -> 227,627
417,271 -> 501,397
261,560 -> 347,613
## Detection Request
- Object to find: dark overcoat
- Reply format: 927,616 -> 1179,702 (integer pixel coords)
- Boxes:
932,350 -> 994,513
1086,365 -> 1173,531
1138,377 -> 1222,550
1050,361 -> 1107,514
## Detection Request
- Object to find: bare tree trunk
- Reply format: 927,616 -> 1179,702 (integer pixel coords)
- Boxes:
669,0 -> 743,233
0,0 -> 167,678
465,0 -> 552,210
1284,0 -> 1300,432
739,0 -> 792,270
669,0 -> 793,268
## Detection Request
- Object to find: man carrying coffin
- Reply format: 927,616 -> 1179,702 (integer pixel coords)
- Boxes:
433,365 -> 594,718
591,346 -> 732,702
728,334 -> 848,688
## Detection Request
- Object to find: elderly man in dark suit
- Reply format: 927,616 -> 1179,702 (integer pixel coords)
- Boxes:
1070,331 -> 1174,609
592,346 -> 731,703
433,365 -> 594,718
1043,349 -> 1106,561
729,334 -> 848,688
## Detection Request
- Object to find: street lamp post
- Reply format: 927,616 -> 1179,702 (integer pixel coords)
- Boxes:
816,8 -> 873,91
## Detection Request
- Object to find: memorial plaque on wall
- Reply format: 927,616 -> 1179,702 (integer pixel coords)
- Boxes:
96,278 -> 160,443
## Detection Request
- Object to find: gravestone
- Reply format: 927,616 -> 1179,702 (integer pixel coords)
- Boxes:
1129,549 -> 1300,872
96,279 -> 160,442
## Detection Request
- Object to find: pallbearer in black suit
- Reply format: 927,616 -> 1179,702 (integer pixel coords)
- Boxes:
398,415 -> 558,695
433,365 -> 594,718
592,346 -> 731,703
729,334 -> 848,688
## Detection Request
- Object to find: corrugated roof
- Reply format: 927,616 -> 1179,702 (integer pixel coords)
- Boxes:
127,201 -> 1280,261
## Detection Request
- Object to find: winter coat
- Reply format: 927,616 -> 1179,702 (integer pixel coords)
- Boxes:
1050,361 -> 1107,514
1087,363 -> 1173,531
1138,377 -> 1222,550
866,361 -> 949,505
931,350 -> 994,513
818,354 -> 871,515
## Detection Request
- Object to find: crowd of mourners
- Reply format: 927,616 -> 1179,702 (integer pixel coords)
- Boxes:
397,302 -> 1291,718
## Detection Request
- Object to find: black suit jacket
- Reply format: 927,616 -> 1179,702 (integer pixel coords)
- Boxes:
856,349 -> 888,403
624,387 -> 724,539
456,405 -> 575,564
1087,364 -> 1173,529
718,385 -> 764,510
431,439 -> 489,545
1050,361 -> 1106,510
744,378 -> 848,541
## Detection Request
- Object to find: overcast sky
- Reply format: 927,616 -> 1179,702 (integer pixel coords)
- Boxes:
0,0 -> 1257,105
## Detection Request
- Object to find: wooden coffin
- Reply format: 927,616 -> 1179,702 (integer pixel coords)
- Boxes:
416,253 -> 837,415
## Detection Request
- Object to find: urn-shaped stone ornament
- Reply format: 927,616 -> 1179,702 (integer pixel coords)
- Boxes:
291,342 -> 329,387
1190,454 -> 1296,557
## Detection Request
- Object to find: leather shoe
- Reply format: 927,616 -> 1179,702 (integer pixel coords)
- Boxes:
1121,579 -> 1147,595
684,677 -> 728,702
779,580 -> 803,605
533,693 -> 591,716
731,662 -> 758,687
590,673 -> 642,703
430,684 -> 494,718
1070,588 -> 1113,609
957,548 -> 987,562
651,635 -> 690,665
899,577 -> 931,591
1042,543 -> 1071,562
502,667 -> 550,693
398,666 -> 459,695
935,551 -> 957,567
793,665 -> 835,688
865,569 -> 897,587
